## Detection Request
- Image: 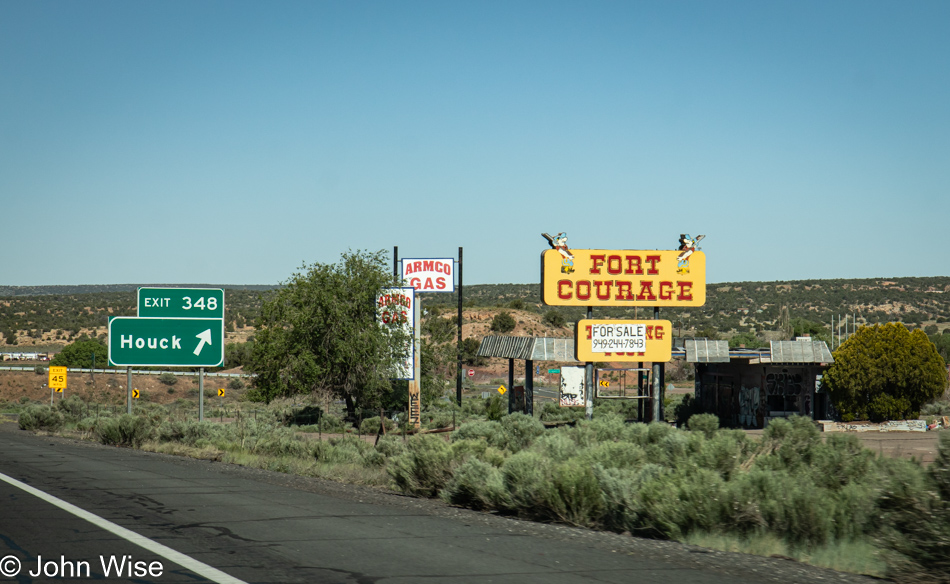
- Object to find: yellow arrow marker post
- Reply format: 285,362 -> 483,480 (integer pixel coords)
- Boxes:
132,389 -> 140,399
600,380 -> 610,387
218,388 -> 225,397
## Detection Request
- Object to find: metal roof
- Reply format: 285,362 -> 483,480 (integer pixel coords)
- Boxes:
768,340 -> 834,363
685,339 -> 731,363
477,336 -> 575,361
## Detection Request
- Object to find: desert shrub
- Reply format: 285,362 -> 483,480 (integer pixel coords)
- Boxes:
921,399 -> 950,416
254,426 -> 309,457
359,416 -> 395,434
157,419 -> 222,446
158,372 -> 178,386
55,395 -> 87,421
227,377 -> 245,390
543,309 -> 566,328
687,413 -> 719,438
581,440 -> 646,470
34,364 -> 46,375
673,394 -> 705,426
451,420 -> 506,449
538,401 -> 584,423
531,432 -> 580,462
490,312 -> 516,333
18,405 -> 65,432
695,431 -> 750,480
485,394 -> 505,421
374,435 -> 407,458
441,458 -> 508,510
96,414 -> 153,447
388,435 -> 455,497
499,413 -> 545,453
574,414 -> 627,443
878,434 -> 950,582
311,434 -> 375,465
756,416 -> 822,473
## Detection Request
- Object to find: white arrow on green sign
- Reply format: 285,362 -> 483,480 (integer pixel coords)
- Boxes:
108,317 -> 224,367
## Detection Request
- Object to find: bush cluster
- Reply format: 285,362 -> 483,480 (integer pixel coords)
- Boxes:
389,413 -> 948,582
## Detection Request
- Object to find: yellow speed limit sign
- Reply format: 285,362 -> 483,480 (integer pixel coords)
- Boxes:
49,366 -> 67,390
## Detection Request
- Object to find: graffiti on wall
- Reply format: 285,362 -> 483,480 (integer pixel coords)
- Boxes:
766,370 -> 804,396
738,385 -> 761,427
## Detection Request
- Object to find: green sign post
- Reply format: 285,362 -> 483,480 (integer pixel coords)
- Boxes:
108,317 -> 224,367
137,288 -> 224,319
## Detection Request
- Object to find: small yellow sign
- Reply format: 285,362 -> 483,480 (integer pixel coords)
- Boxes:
600,380 -> 610,387
218,388 -> 225,397
497,385 -> 507,395
132,389 -> 140,399
55,387 -> 63,393
48,366 -> 67,390
575,319 -> 673,363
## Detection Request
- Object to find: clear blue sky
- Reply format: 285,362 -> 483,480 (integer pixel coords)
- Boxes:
2,1 -> 947,286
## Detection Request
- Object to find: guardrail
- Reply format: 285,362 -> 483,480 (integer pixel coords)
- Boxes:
0,366 -> 253,378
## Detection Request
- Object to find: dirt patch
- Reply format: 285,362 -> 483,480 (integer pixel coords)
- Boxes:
0,370 -> 247,406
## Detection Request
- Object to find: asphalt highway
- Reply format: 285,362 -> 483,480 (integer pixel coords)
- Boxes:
0,424 -> 875,584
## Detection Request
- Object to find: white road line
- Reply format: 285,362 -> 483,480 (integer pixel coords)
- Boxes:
0,471 -> 247,584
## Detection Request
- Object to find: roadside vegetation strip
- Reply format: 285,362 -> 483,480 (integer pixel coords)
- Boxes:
0,470 -> 248,584
11,396 -> 950,582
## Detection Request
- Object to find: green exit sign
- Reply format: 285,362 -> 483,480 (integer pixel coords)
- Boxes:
138,288 -> 224,319
109,317 -> 224,367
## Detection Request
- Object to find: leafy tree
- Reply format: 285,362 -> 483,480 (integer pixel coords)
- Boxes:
791,317 -> 828,341
461,337 -> 485,366
224,341 -> 255,368
543,309 -> 566,328
50,336 -> 108,368
928,329 -> 950,363
490,312 -> 516,333
728,332 -> 762,349
245,250 -> 411,416
825,323 -> 947,422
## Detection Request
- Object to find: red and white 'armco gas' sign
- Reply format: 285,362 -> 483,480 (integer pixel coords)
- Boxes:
401,258 -> 455,292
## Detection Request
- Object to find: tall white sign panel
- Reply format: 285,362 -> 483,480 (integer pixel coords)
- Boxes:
559,366 -> 586,407
377,287 -> 415,380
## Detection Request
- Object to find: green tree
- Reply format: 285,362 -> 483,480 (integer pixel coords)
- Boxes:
50,336 -> 108,368
490,312 -> 516,333
728,332 -> 762,348
543,309 -> 566,328
245,250 -> 411,416
460,337 -> 485,366
825,323 -> 948,422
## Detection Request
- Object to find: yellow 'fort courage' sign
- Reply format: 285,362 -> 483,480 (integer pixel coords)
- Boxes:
541,249 -> 706,307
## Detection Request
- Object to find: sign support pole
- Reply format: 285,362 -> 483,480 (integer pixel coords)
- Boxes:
585,306 -> 594,421
199,368 -> 205,422
126,367 -> 132,415
456,246 -> 463,407
652,307 -> 663,422
637,362 -> 644,422
408,299 -> 421,430
507,358 -> 514,414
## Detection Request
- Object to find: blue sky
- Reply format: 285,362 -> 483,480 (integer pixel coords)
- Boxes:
2,1 -> 948,286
